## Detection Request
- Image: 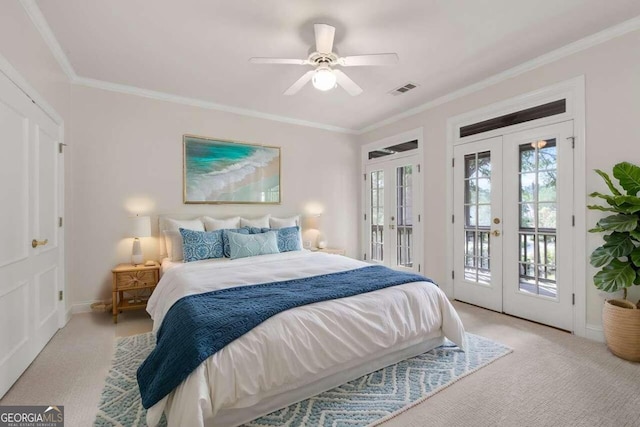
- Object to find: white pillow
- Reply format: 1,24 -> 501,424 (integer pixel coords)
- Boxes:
269,215 -> 300,229
163,230 -> 185,262
240,215 -> 271,228
202,216 -> 241,231
163,218 -> 204,232
162,218 -> 204,261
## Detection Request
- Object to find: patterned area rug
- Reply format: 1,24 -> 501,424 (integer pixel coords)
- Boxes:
94,333 -> 511,427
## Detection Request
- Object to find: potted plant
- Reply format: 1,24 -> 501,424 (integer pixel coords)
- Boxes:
588,161 -> 640,362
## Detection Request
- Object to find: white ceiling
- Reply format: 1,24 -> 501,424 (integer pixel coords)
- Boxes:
34,0 -> 640,132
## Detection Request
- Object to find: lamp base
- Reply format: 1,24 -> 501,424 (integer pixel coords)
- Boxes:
131,238 -> 143,265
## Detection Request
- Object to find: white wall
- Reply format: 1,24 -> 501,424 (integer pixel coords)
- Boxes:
1,1 -> 360,311
358,29 -> 640,330
69,85 -> 359,305
6,0 -> 639,329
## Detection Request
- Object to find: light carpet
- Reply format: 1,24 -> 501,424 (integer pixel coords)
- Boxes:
93,332 -> 511,427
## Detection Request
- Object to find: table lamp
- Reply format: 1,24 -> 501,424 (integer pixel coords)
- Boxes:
129,215 -> 151,265
303,214 -> 323,249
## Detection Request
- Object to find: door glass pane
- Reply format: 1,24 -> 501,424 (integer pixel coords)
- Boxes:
477,178 -> 491,203
396,165 -> 413,267
518,139 -> 558,298
477,205 -> 491,227
463,151 -> 491,285
370,170 -> 384,262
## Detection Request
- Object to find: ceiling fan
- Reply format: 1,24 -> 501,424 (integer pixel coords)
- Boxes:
249,24 -> 399,96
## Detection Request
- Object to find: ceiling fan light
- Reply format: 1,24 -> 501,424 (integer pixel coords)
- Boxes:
312,68 -> 337,91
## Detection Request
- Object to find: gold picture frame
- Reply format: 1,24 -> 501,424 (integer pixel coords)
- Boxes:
183,134 -> 281,204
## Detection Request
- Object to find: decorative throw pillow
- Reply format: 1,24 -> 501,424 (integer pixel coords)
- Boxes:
274,226 -> 302,252
179,228 -> 224,262
227,230 -> 280,260
240,215 -> 271,228
222,228 -> 251,257
269,215 -> 300,229
246,226 -> 302,253
245,227 -> 269,234
162,218 -> 205,261
201,216 -> 241,231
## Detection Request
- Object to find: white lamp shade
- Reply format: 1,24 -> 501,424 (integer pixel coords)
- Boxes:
303,214 -> 321,230
129,216 -> 151,238
312,68 -> 337,91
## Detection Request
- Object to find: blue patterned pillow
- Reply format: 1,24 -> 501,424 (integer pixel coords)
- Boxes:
228,230 -> 280,260
245,227 -> 269,234
246,226 -> 302,253
221,228 -> 251,257
179,228 -> 224,262
274,226 -> 302,252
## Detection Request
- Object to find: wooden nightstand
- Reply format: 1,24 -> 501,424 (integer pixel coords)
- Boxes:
112,262 -> 159,323
314,248 -> 346,256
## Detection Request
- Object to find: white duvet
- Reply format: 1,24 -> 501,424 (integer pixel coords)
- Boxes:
145,251 -> 465,427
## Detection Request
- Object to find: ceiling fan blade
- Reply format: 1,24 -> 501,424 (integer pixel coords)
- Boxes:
314,24 -> 335,54
284,70 -> 314,95
339,53 -> 399,67
249,57 -> 308,65
334,70 -> 363,96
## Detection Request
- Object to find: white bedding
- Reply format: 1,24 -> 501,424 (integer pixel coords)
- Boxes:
146,251 -> 465,427
160,257 -> 229,275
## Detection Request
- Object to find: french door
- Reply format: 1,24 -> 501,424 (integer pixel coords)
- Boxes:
453,121 -> 574,331
365,156 -> 421,273
0,71 -> 64,397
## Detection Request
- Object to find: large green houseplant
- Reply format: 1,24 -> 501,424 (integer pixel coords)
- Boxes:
588,161 -> 640,361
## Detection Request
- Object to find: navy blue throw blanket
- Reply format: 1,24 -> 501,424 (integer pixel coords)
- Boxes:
137,265 -> 433,408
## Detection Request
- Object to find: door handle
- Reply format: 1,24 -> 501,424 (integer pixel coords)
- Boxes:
390,225 -> 395,230
491,230 -> 500,237
32,239 -> 48,248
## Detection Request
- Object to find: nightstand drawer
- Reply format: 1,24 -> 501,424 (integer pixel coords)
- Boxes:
115,270 -> 157,289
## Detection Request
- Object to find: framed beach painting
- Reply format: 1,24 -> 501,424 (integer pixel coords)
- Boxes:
183,135 -> 281,204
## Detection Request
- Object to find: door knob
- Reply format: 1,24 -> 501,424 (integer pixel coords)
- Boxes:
32,239 -> 48,248
390,225 -> 395,230
491,230 -> 500,237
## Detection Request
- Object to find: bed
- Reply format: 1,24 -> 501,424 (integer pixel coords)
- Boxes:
143,250 -> 465,427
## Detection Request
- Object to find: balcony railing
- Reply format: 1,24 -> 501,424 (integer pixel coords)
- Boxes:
463,229 -> 556,294
370,224 -> 413,266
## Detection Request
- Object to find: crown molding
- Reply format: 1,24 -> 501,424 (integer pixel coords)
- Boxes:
73,76 -> 359,134
19,0 -> 358,135
20,0 -> 640,136
358,14 -> 640,134
20,0 -> 77,81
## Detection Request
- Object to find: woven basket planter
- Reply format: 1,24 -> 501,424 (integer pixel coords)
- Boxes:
602,299 -> 640,362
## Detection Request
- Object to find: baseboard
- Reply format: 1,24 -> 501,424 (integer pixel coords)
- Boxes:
71,300 -> 101,314
585,323 -> 605,342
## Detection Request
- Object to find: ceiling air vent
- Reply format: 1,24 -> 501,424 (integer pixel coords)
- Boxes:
390,82 -> 418,96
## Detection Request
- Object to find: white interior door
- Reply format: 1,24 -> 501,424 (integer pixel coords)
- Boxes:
0,71 -> 63,398
453,121 -> 574,331
453,137 -> 503,312
365,156 -> 422,272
